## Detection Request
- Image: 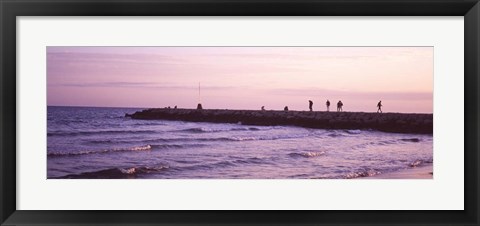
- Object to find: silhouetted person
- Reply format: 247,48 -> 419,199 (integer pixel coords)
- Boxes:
174,105 -> 177,109
197,103 -> 203,110
377,101 -> 382,113
326,100 -> 330,112
309,100 -> 313,111
261,106 -> 265,111
337,100 -> 343,112
284,106 -> 289,111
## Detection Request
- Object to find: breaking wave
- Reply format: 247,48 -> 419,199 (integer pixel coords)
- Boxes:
174,126 -> 271,133
345,169 -> 381,179
48,143 -> 206,157
88,133 -> 311,145
176,128 -> 224,133
48,129 -> 157,137
409,158 -> 432,167
55,165 -> 169,179
48,145 -> 153,157
345,129 -> 362,134
288,151 -> 326,158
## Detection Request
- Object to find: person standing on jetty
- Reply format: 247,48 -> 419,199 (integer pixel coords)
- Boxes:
337,100 -> 343,112
377,101 -> 383,113
309,100 -> 313,111
326,100 -> 330,111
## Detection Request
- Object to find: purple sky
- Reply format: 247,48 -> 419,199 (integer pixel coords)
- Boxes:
47,47 -> 433,113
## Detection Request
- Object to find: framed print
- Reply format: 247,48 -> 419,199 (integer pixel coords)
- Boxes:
1,0 -> 479,225
46,46 -> 435,180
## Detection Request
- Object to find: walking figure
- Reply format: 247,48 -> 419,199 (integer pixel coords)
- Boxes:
377,101 -> 383,113
309,100 -> 313,111
337,100 -> 343,112
261,106 -> 265,111
326,100 -> 330,112
284,106 -> 289,111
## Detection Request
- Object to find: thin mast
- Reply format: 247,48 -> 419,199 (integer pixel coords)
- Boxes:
196,82 -> 203,110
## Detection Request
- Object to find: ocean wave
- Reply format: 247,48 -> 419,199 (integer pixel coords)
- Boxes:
288,151 -> 326,158
55,165 -> 169,179
174,126 -> 270,134
400,138 -> 421,142
409,158 -> 432,167
174,157 -> 269,172
232,157 -> 268,165
48,129 -> 157,137
327,130 -> 362,137
88,140 -> 117,144
177,161 -> 236,171
151,144 -> 207,149
125,134 -> 309,144
327,133 -> 344,137
86,136 -> 257,145
345,129 -> 362,134
352,138 -> 422,150
228,134 -> 310,141
129,122 -> 167,126
139,137 -> 234,143
48,145 -> 153,157
231,127 -> 262,131
409,160 -> 423,167
345,169 -> 381,179
229,136 -> 258,141
48,143 -> 209,157
174,127 -> 226,133
377,140 -> 397,145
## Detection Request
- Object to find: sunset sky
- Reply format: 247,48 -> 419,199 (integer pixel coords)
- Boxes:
47,47 -> 433,113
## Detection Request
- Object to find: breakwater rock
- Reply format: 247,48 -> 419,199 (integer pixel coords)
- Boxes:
126,109 -> 433,134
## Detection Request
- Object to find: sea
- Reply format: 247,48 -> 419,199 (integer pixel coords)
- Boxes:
47,106 -> 433,179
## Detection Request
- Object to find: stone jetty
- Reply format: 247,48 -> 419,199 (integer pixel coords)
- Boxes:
126,108 -> 433,134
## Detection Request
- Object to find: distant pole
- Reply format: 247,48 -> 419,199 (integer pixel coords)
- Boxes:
197,82 -> 203,110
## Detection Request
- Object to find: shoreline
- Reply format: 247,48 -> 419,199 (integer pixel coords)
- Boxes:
360,164 -> 433,179
126,108 -> 433,134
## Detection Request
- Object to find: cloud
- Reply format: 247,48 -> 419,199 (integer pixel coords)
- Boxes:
47,52 -> 184,65
49,82 -> 242,90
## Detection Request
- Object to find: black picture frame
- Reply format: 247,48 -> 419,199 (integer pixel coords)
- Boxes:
1,0 -> 479,225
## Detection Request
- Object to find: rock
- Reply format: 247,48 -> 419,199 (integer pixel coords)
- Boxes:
128,109 -> 433,134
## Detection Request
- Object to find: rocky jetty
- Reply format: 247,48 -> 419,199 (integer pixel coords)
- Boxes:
126,108 -> 433,134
